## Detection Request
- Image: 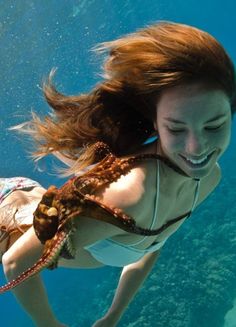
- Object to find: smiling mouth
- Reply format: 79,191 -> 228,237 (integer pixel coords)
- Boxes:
180,151 -> 214,168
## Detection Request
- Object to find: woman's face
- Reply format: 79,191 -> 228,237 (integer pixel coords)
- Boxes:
156,83 -> 232,179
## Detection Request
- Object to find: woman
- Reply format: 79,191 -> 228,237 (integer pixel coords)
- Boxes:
2,21 -> 235,327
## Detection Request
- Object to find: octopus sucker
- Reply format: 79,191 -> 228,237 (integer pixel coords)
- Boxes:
0,143 -> 188,293
0,230 -> 70,294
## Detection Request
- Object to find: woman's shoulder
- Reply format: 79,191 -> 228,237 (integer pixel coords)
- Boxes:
72,162 -> 155,247
96,160 -> 155,211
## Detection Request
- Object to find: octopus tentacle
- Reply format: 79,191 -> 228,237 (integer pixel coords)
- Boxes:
76,153 -> 187,195
76,194 -> 191,235
0,229 -> 72,294
0,148 -> 189,294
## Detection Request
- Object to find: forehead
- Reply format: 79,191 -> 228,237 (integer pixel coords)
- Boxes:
156,83 -> 231,120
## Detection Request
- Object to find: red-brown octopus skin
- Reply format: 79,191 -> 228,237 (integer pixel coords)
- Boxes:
0,150 -> 189,294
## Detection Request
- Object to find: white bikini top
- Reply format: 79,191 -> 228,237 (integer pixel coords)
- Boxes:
85,161 -> 200,267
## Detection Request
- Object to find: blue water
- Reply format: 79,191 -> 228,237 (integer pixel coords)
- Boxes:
0,1 -> 236,326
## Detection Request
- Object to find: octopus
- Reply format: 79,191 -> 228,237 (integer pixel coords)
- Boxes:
0,142 -> 189,294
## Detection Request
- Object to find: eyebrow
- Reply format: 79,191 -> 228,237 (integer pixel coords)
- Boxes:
164,114 -> 227,124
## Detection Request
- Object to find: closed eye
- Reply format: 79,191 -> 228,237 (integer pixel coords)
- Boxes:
205,122 -> 225,131
167,127 -> 184,134
167,122 -> 225,134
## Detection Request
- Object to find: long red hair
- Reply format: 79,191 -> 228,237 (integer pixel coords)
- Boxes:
20,21 -> 236,172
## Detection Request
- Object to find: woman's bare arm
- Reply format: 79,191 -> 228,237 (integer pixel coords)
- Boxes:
93,250 -> 161,327
2,227 -> 67,327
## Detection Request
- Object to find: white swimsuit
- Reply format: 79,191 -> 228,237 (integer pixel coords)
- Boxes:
85,161 -> 200,267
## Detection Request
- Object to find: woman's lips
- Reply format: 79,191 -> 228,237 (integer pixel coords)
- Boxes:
179,151 -> 214,168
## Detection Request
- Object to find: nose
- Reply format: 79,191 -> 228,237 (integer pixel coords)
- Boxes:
185,132 -> 208,156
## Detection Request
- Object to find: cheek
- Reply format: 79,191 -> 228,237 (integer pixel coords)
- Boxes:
222,131 -> 231,149
159,134 -> 182,154
213,128 -> 231,148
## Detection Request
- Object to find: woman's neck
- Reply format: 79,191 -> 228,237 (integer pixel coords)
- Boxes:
137,139 -> 195,187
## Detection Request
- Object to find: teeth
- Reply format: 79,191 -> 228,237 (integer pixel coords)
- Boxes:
185,155 -> 208,164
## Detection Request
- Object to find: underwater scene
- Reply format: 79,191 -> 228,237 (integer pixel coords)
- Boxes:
0,1 -> 235,326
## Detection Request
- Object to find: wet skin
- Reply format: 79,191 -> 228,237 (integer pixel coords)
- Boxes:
155,83 -> 232,180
